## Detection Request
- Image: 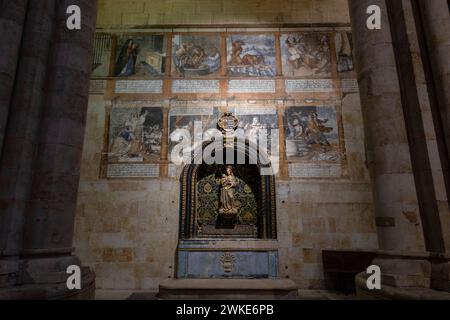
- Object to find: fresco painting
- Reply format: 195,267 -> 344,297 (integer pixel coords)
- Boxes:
109,107 -> 163,163
284,106 -> 343,163
169,108 -> 221,162
115,35 -> 167,78
281,33 -> 331,77
172,35 -> 221,77
227,34 -> 276,77
335,31 -> 355,74
233,112 -> 278,156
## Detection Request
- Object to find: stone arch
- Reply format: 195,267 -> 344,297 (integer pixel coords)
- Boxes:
179,138 -> 277,240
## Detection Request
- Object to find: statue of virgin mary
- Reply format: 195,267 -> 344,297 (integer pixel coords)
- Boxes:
219,166 -> 239,215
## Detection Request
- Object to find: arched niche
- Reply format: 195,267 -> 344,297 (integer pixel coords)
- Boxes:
179,138 -> 277,240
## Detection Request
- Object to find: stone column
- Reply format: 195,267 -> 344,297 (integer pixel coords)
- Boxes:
349,0 -> 436,296
18,0 -> 97,299
416,0 -> 450,163
0,1 -> 28,157
0,0 -> 57,287
349,0 -> 425,253
412,0 -> 450,293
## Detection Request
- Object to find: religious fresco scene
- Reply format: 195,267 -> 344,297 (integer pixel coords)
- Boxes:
281,33 -> 332,77
115,34 -> 167,77
284,106 -> 342,163
335,31 -> 355,74
109,107 -> 163,163
232,110 -> 279,155
168,107 -> 221,161
172,35 -> 222,77
226,34 -> 276,77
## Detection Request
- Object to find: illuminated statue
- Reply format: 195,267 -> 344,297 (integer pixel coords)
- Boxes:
218,166 -> 239,216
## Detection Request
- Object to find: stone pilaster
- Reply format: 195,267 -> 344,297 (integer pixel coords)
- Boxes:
0,1 -> 28,157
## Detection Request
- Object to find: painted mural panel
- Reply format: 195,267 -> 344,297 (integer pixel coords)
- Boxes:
114,35 -> 167,78
233,107 -> 278,156
109,107 -> 163,163
226,34 -> 276,77
335,31 -> 355,74
169,107 -> 220,162
284,106 -> 343,163
281,33 -> 331,77
172,35 -> 221,77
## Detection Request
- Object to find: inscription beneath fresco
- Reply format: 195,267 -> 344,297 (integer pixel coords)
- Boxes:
172,80 -> 220,94
228,80 -> 276,93
289,163 -> 342,178
89,80 -> 107,94
233,106 -> 277,115
285,79 -> 334,93
115,80 -> 163,94
107,164 -> 160,178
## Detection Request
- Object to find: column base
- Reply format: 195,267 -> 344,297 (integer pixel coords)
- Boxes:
355,254 -> 450,300
356,271 -> 450,300
0,258 -> 19,288
0,254 -> 95,300
431,260 -> 450,292
0,266 -> 95,300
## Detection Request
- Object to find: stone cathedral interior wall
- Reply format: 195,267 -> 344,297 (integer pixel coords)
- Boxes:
73,0 -> 380,291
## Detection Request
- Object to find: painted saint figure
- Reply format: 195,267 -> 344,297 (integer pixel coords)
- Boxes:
127,110 -> 148,156
245,117 -> 262,142
335,32 -> 354,73
116,39 -> 138,76
305,112 -> 332,146
219,166 -> 239,216
110,110 -> 148,160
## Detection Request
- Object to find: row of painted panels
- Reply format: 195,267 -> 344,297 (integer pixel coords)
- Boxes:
92,32 -> 354,79
108,105 -> 344,167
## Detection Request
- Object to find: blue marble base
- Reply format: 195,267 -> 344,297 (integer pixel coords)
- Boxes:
176,240 -> 279,279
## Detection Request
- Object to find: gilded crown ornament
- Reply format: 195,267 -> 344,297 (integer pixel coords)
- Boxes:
218,112 -> 238,148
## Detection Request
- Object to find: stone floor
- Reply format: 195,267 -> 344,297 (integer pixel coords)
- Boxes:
95,289 -> 357,300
